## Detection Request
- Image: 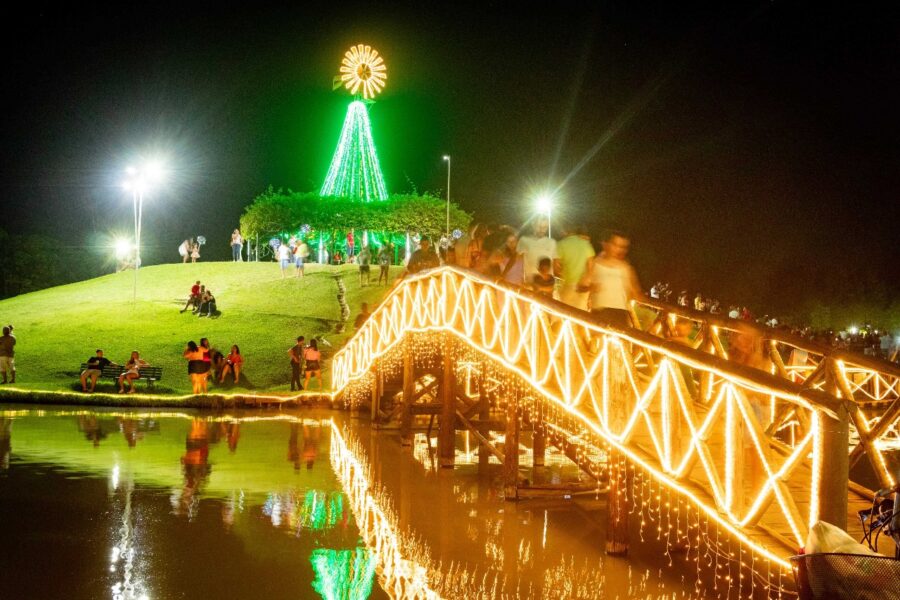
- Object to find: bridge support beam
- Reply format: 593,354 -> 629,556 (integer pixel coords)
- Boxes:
478,359 -> 490,469
439,334 -> 456,468
370,365 -> 380,422
504,390 -> 520,501
605,448 -> 629,555
533,424 -> 546,468
819,359 -> 850,530
400,343 -> 413,446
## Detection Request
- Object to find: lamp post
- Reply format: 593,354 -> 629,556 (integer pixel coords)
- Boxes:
443,155 -> 451,236
122,160 -> 165,302
536,194 -> 553,238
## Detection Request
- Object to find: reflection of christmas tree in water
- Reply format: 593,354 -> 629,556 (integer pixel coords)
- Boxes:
310,547 -> 376,600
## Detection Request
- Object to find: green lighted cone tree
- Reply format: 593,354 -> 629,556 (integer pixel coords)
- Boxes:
320,100 -> 389,201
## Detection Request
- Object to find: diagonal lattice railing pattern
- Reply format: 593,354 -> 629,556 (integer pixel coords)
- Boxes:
331,267 -> 889,566
631,297 -> 900,488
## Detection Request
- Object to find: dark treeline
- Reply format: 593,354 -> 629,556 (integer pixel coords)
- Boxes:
0,229 -> 103,299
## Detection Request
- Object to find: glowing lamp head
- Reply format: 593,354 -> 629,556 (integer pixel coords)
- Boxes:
536,195 -> 553,215
443,155 -> 450,161
114,239 -> 133,260
849,326 -> 859,335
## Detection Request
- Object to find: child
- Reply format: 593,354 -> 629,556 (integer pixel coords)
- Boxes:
191,242 -> 200,263
181,281 -> 202,313
531,257 -> 555,297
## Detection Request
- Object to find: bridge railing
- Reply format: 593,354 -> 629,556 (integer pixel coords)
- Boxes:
631,297 -> 900,489
331,267 -> 890,561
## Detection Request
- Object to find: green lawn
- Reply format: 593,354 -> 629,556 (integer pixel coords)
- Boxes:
0,262 -> 398,395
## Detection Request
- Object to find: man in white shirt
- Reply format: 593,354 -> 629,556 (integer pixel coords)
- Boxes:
278,243 -> 292,278
517,216 -> 559,284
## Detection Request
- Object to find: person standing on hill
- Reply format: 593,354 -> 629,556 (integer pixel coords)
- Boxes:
0,326 -> 15,384
377,244 -> 392,285
357,245 -> 372,286
288,336 -> 305,392
278,243 -> 292,278
231,229 -> 243,262
178,239 -> 191,263
303,339 -> 323,392
294,240 -> 309,278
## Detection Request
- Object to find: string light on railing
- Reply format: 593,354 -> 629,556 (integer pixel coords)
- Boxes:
330,268 -> 863,594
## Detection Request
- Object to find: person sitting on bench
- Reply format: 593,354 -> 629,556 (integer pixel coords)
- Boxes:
80,349 -> 114,393
181,281 -> 202,313
118,351 -> 149,394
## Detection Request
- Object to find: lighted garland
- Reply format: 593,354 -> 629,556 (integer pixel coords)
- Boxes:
329,267 -> 845,577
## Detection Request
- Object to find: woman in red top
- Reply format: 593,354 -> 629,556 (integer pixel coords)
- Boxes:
219,345 -> 243,384
303,339 -> 323,391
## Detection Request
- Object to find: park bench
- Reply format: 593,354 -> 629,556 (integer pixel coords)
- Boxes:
79,363 -> 164,390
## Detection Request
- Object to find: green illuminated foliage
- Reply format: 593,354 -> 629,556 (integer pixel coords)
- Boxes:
240,188 -> 471,240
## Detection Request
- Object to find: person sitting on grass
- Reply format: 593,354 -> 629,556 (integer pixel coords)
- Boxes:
303,338 -> 323,392
180,281 -> 202,313
81,349 -> 114,393
197,289 -> 218,317
118,351 -> 148,394
210,346 -> 226,382
219,345 -> 243,384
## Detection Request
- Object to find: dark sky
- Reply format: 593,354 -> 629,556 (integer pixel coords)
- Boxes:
2,2 -> 898,312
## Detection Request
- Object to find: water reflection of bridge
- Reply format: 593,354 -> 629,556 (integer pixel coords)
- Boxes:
332,267 -> 900,595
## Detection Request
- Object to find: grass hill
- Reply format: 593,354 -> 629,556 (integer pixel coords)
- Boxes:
0,262 -> 398,395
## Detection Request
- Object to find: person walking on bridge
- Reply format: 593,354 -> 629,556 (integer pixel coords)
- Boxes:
557,223 -> 595,310
577,230 -> 643,330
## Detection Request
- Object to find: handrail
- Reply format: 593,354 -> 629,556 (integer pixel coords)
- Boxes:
335,267 -> 843,416
632,296 -> 900,387
330,266 -> 896,566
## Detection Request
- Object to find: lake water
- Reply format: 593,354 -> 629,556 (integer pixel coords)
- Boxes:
0,406 -> 712,599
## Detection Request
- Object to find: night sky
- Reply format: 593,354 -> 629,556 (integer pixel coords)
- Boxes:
2,3 -> 897,314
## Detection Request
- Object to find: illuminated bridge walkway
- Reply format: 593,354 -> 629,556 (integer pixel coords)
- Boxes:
330,267 -> 900,590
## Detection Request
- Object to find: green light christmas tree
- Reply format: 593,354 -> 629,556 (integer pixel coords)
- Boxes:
320,44 -> 389,202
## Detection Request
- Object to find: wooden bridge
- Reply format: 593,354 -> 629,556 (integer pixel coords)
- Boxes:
331,266 -> 900,589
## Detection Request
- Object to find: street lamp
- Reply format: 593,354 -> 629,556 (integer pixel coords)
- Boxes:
443,155 -> 451,236
122,160 -> 166,301
536,194 -> 553,237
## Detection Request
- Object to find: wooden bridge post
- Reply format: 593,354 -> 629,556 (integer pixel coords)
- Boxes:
819,359 -> 850,530
400,342 -> 414,446
370,364 -> 379,423
606,446 -> 629,555
478,358 -> 490,469
532,404 -> 546,468
504,389 -> 520,500
439,333 -> 457,468
606,338 -> 631,555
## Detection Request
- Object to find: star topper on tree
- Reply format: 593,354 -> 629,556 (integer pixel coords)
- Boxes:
333,44 -> 387,100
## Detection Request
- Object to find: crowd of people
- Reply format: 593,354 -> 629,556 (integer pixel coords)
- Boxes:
410,217 -> 645,328
73,332 -> 328,395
